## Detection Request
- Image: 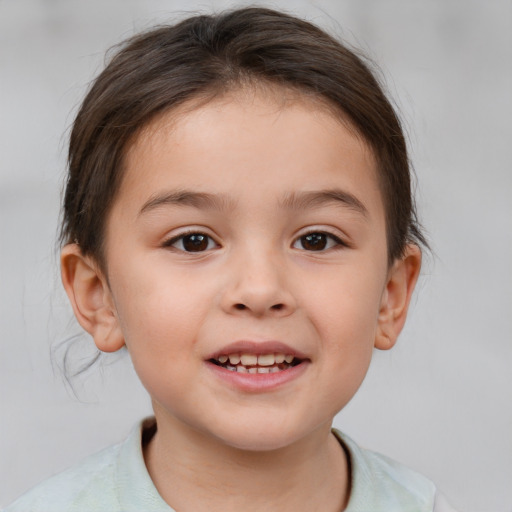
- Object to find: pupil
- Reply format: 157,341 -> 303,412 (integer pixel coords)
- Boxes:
302,233 -> 327,251
183,234 -> 208,252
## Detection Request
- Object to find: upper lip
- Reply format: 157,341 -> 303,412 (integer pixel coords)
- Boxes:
206,340 -> 308,361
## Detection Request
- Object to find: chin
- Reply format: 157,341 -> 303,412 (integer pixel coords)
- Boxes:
222,435 -> 297,453
209,420 -> 314,453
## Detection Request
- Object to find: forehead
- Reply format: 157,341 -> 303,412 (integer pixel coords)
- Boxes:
121,89 -> 380,200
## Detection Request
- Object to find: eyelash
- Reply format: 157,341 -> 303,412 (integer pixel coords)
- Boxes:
292,231 -> 347,252
163,230 -> 347,253
162,231 -> 218,252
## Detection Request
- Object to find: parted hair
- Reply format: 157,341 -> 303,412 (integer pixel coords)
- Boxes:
60,7 -> 426,268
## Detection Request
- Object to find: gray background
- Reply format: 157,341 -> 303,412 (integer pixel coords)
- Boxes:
1,1 -> 511,510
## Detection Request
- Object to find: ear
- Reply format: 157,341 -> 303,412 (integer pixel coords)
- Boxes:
61,244 -> 125,353
375,244 -> 422,350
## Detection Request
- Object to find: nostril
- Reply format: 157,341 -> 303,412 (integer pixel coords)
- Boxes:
231,302 -> 288,314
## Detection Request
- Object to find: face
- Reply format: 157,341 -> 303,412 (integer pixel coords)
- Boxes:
100,90 -> 392,451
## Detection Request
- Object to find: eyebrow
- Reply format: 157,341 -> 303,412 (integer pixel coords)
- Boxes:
280,189 -> 368,217
139,190 -> 234,216
139,187 -> 368,217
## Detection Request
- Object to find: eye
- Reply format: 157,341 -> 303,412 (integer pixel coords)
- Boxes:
293,232 -> 345,251
164,232 -> 218,252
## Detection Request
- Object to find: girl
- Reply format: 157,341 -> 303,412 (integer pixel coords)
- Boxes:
5,7 -> 457,511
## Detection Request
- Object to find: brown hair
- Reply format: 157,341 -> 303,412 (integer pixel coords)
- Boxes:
61,7 -> 426,268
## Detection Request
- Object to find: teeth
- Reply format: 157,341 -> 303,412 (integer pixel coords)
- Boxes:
227,364 -> 290,373
228,354 -> 241,365
257,354 -> 275,366
216,352 -> 298,372
240,354 -> 258,366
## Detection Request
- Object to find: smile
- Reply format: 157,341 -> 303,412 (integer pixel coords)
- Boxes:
210,353 -> 301,374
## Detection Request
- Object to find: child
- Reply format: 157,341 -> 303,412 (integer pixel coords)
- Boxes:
5,7 -> 457,512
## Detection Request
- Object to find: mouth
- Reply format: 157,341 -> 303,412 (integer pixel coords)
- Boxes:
209,352 -> 302,374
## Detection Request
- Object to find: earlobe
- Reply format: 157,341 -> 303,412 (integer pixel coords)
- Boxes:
375,244 -> 422,351
60,244 -> 125,353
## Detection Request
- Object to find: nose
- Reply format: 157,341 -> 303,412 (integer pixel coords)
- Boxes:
220,249 -> 297,318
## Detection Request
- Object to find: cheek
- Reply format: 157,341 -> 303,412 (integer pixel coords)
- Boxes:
304,265 -> 384,338
108,262 -> 208,369
113,283 -> 203,409
300,263 -> 385,397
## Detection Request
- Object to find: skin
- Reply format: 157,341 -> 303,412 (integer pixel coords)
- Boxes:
61,89 -> 421,512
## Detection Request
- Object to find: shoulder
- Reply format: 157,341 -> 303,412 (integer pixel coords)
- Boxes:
333,429 -> 457,512
3,418 -> 172,512
3,441 -> 121,512
3,441 -> 122,512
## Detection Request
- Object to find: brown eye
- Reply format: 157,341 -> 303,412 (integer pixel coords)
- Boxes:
167,233 -> 217,252
182,234 -> 209,251
301,233 -> 327,250
293,232 -> 343,251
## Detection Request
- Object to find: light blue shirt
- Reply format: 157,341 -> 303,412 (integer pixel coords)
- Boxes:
4,418 -> 456,511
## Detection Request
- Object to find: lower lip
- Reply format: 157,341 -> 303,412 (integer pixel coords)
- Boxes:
205,361 -> 309,392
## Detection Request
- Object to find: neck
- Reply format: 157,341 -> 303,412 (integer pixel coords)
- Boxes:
143,411 -> 350,512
